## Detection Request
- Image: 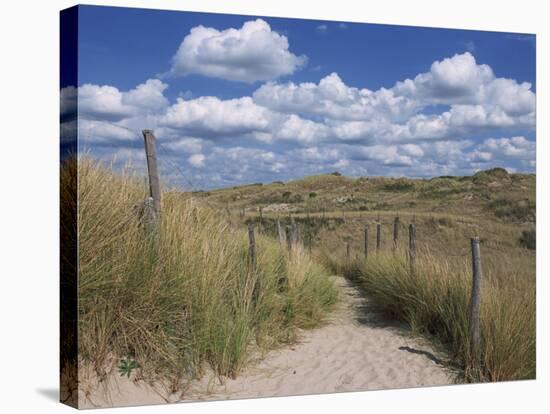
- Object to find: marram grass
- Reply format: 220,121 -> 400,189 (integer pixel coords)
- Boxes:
64,158 -> 337,389
325,247 -> 535,382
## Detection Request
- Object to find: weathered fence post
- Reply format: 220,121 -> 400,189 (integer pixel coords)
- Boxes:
277,219 -> 285,244
469,236 -> 482,360
376,222 -> 381,251
346,241 -> 350,261
225,206 -> 232,226
286,225 -> 293,253
248,223 -> 261,302
409,223 -> 416,274
248,223 -> 257,273
364,225 -> 369,260
393,216 -> 400,250
142,130 -> 161,217
140,196 -> 157,234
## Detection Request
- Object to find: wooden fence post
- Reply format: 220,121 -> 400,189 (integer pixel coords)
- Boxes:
364,225 -> 369,260
376,222 -> 381,251
248,223 -> 256,273
346,241 -> 350,261
225,206 -> 232,226
286,225 -> 293,253
142,130 -> 161,217
248,223 -> 261,302
140,196 -> 157,234
469,237 -> 482,359
409,223 -> 416,274
393,216 -> 400,249
277,219 -> 285,244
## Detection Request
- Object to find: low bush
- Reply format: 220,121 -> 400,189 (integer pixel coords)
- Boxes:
519,229 -> 536,250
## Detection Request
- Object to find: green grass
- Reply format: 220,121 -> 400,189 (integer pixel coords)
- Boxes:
65,158 -> 337,389
326,248 -> 535,382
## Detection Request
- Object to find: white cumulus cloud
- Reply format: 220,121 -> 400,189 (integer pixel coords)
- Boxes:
159,96 -> 273,137
188,153 -> 206,167
169,19 -> 307,83
76,79 -> 169,121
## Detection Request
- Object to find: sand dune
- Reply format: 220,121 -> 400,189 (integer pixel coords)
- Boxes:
80,277 -> 456,408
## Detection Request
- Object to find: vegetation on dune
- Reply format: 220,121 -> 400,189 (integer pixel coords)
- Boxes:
201,168 -> 535,222
519,229 -> 536,250
324,247 -> 535,382
487,197 -> 536,222
65,158 -> 337,390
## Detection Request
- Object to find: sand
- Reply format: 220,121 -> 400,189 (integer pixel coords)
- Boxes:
79,277 -> 456,408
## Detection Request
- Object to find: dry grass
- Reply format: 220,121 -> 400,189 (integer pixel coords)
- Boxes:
325,245 -> 535,382
63,158 -> 337,391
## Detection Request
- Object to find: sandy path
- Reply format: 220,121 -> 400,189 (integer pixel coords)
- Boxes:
80,276 -> 456,408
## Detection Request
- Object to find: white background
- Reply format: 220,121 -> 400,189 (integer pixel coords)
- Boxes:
0,0 -> 547,412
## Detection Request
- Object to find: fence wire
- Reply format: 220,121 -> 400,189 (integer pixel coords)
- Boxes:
80,121 -> 224,214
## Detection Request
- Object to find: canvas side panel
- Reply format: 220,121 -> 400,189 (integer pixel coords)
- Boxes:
60,5 -> 79,409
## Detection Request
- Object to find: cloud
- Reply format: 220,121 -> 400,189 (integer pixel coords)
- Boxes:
316,24 -> 328,32
253,72 -> 418,122
392,52 -> 535,116
159,96 -> 273,138
76,79 -> 169,122
169,19 -> 307,83
60,86 -> 77,118
393,52 -> 494,102
476,136 -> 535,161
275,114 -> 330,144
188,153 -> 206,167
163,137 -> 204,154
78,119 -> 136,143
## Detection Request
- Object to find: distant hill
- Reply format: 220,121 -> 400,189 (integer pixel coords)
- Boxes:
191,169 -> 535,224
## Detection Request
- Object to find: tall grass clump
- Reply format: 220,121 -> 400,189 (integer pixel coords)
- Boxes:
329,247 -> 535,382
67,158 -> 337,389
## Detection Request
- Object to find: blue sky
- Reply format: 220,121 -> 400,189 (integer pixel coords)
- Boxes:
62,5 -> 536,189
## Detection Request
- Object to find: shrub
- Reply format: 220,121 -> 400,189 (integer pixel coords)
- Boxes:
519,229 -> 536,250
309,192 -> 317,198
382,179 -> 415,192
488,198 -> 535,222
